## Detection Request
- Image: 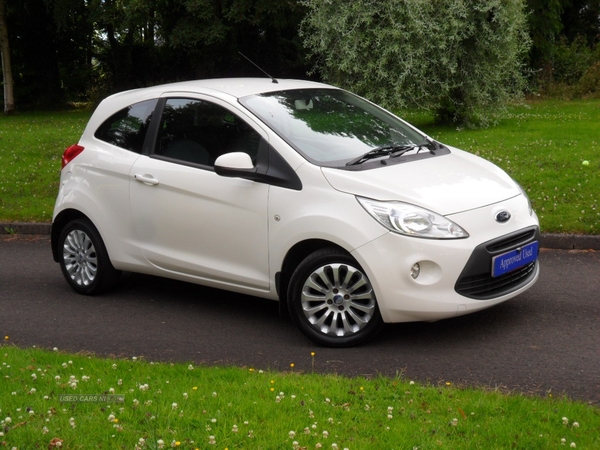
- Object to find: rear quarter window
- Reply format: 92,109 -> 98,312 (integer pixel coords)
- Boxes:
94,99 -> 158,153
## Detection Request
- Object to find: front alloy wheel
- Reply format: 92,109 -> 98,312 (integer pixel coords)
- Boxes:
288,248 -> 383,347
58,218 -> 120,295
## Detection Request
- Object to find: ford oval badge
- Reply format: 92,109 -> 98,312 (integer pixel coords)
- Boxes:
495,210 -> 511,223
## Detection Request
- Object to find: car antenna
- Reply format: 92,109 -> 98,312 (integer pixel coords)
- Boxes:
238,52 -> 278,84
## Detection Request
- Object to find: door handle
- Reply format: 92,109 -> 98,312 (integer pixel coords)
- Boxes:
134,174 -> 159,186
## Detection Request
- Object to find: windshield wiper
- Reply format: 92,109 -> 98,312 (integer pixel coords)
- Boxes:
345,144 -> 417,166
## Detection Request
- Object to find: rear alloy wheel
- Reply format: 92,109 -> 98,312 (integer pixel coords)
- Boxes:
287,248 -> 383,347
58,219 -> 120,295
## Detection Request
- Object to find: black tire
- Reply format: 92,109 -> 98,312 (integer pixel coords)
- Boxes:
57,218 -> 121,295
287,248 -> 384,347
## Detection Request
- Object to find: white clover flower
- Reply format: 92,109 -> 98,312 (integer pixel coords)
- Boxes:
69,417 -> 76,428
188,364 -> 194,370
62,363 -> 68,368
451,418 -> 459,426
212,391 -> 217,397
157,439 -> 165,449
55,375 -> 61,381
109,388 -> 115,394
570,443 -> 576,448
289,431 -> 296,439
29,388 -> 36,394
387,414 -> 393,420
410,380 -> 415,385
53,347 -> 58,352
112,364 -> 117,370
323,430 -> 329,438
117,379 -> 123,385
29,410 -> 35,416
182,392 -> 188,399
171,403 -> 178,410
139,384 -> 149,391
304,427 -> 310,434
232,424 -> 238,432
107,413 -> 116,422
572,422 -> 579,428
328,417 -> 334,424
562,417 -> 569,425
82,376 -> 90,382
31,373 -> 37,380
4,417 -> 12,424
208,435 -> 216,445
42,426 -> 49,434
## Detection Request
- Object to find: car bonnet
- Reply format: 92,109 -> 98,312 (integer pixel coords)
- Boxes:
320,147 -> 520,216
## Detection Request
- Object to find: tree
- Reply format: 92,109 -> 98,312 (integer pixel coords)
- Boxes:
0,0 -> 14,114
301,0 -> 532,126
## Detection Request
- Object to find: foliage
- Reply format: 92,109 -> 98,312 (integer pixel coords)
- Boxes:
1,344 -> 599,449
300,0 -> 532,127
525,0 -> 600,95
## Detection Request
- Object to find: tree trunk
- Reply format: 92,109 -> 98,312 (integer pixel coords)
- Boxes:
0,0 -> 14,114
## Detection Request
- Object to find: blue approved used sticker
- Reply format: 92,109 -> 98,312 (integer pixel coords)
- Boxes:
492,241 -> 539,278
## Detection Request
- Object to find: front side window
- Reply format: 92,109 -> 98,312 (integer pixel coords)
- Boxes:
240,89 -> 427,167
95,99 -> 158,153
154,98 -> 262,167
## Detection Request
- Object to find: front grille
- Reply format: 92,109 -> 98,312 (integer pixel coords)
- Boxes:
455,226 -> 540,300
486,229 -> 536,253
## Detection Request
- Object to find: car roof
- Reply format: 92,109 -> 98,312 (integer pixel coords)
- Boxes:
156,78 -> 332,98
104,78 -> 333,105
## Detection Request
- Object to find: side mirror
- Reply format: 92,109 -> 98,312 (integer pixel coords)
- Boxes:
214,152 -> 254,171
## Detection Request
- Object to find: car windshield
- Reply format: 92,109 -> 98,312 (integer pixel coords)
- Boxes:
240,88 -> 426,167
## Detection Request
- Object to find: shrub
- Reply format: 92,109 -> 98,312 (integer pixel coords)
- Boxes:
301,0 -> 531,127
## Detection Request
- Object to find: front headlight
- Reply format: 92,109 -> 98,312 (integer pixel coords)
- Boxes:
357,197 -> 469,239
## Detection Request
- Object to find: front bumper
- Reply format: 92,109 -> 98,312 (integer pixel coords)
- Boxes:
351,195 -> 540,323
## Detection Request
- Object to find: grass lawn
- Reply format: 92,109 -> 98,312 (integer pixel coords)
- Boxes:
0,99 -> 597,233
1,344 -> 599,449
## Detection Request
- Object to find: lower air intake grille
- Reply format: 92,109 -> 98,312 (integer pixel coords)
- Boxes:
455,261 -> 536,298
454,226 -> 540,300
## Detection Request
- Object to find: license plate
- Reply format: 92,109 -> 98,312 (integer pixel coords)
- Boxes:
492,241 -> 538,278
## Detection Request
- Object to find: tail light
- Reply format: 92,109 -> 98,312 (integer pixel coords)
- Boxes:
61,144 -> 84,169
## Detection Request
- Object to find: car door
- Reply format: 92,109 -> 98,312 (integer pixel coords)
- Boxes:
129,96 -> 271,291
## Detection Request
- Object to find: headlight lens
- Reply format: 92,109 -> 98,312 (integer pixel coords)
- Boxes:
357,197 -> 469,239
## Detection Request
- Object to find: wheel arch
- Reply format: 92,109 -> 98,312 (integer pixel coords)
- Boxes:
276,239 -> 350,315
51,209 -> 91,262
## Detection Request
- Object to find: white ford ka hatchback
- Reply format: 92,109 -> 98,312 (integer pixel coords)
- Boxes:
52,78 -> 540,347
